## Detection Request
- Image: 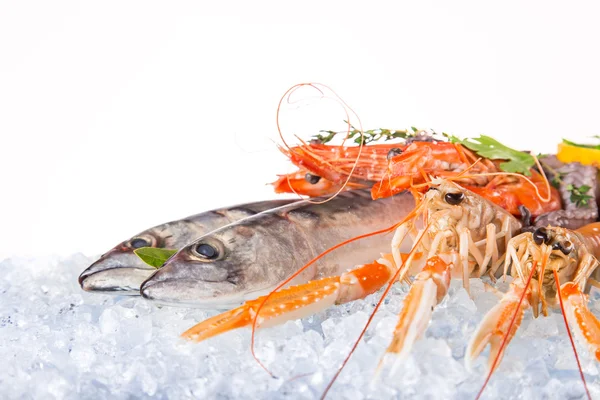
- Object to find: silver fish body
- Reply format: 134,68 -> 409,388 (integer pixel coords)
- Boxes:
140,189 -> 416,308
78,199 -> 298,294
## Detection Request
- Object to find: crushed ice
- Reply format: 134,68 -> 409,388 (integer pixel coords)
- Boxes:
1,255 -> 599,399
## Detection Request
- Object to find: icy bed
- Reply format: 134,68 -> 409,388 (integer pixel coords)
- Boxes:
1,254 -> 599,399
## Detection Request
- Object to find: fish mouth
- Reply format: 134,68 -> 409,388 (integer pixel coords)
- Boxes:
139,255 -> 254,307
78,252 -> 156,294
140,277 -> 247,308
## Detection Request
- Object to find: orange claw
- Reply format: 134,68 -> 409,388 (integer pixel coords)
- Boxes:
465,279 -> 530,372
382,256 -> 452,370
182,257 -> 398,342
561,282 -> 600,362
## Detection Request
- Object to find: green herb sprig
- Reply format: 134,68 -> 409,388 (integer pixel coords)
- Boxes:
134,247 -> 178,269
313,126 -> 411,145
314,125 -> 538,177
550,171 -> 564,189
566,184 -> 593,207
311,122 -> 434,145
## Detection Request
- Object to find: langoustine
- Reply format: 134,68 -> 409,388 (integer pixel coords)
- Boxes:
467,222 -> 600,398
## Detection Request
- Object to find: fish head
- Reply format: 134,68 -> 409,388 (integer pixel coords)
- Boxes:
140,219 -> 296,308
79,219 -> 205,294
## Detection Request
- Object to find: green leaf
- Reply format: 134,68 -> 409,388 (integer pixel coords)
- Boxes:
455,135 -> 535,175
442,132 -> 461,143
314,130 -> 338,144
134,247 -> 178,269
562,138 -> 600,150
579,184 -> 591,192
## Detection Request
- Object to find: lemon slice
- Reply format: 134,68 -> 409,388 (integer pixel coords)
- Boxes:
556,142 -> 600,166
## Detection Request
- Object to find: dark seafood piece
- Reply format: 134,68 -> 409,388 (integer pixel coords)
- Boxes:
535,155 -> 599,230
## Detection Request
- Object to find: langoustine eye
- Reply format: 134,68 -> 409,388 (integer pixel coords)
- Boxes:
552,240 -> 573,255
444,192 -> 464,205
533,227 -> 550,246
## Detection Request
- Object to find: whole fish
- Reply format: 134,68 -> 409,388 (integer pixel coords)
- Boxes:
78,199 -> 298,294
140,189 -> 416,308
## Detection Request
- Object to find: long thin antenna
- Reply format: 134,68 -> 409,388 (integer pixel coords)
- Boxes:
475,263 -> 537,399
553,270 -> 591,400
275,83 -> 364,204
248,205 -> 425,375
319,219 -> 432,399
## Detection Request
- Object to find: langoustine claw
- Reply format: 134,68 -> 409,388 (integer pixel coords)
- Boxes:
465,278 -> 531,372
182,257 -> 400,341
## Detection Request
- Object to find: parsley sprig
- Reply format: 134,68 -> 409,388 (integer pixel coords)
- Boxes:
566,184 -> 593,207
447,135 -> 535,176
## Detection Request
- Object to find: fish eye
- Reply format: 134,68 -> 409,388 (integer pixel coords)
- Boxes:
444,192 -> 464,205
552,240 -> 573,255
533,227 -> 550,246
129,237 -> 152,249
193,243 -> 219,260
305,173 -> 321,185
387,147 -> 403,161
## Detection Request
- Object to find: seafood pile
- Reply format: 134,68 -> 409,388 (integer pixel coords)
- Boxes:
2,115 -> 599,398
72,118 -> 600,398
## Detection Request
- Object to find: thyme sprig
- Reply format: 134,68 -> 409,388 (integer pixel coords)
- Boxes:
566,184 -> 593,207
550,171 -> 564,189
312,123 -> 423,145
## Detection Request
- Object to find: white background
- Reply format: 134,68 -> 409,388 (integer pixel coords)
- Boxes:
1,1 -> 599,260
